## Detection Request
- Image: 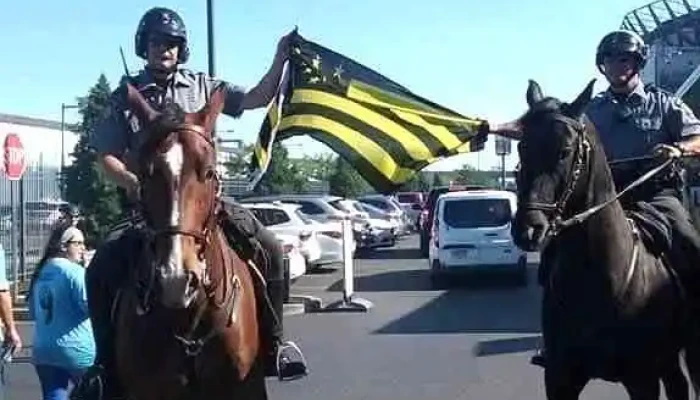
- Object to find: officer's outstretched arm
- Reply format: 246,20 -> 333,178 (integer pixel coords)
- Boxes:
241,30 -> 295,111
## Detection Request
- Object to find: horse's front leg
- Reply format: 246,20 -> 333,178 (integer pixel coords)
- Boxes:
544,366 -> 588,400
661,359 -> 690,400
622,375 -> 661,400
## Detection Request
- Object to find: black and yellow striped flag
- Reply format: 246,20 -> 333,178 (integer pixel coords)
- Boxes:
248,31 -> 489,193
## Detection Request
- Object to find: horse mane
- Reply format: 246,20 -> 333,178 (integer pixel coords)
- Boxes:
138,101 -> 187,169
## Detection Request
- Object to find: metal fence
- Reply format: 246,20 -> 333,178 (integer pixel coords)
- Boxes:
0,159 -> 63,301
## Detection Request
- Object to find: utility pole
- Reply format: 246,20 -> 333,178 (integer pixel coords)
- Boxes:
60,103 -> 79,197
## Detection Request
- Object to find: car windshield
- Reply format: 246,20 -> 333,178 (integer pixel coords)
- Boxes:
397,193 -> 420,203
443,198 -> 511,228
295,209 -> 315,224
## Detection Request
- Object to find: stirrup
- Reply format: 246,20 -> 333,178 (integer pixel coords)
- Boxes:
276,340 -> 309,381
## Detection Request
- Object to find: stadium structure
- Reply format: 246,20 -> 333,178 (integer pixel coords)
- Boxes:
621,0 -> 700,105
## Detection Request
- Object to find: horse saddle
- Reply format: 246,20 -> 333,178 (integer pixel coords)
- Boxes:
624,201 -> 672,257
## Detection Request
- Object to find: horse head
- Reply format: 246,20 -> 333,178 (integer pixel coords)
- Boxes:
490,79 -> 596,251
124,83 -> 225,309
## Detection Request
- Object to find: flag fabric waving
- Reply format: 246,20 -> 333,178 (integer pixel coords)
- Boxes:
248,31 -> 489,193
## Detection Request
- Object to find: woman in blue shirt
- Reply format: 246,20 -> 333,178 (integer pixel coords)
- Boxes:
28,221 -> 95,400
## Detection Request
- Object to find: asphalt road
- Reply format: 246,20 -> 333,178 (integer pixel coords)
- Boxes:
3,235 -> 674,399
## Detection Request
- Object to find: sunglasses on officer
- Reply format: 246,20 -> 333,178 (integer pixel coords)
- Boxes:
148,33 -> 182,49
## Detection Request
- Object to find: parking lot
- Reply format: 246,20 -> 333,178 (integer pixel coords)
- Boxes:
3,234 -> 661,399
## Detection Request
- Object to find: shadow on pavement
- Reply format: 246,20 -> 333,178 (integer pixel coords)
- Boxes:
372,281 -> 542,335
326,269 -> 433,292
326,269 -> 533,293
356,247 -> 423,260
473,335 -> 542,357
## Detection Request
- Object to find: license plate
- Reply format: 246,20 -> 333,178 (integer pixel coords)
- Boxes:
451,249 -> 470,259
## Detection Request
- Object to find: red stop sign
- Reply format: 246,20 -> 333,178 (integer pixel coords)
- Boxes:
4,133 -> 26,181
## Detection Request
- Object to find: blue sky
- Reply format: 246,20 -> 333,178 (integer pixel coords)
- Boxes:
1,0 -> 649,171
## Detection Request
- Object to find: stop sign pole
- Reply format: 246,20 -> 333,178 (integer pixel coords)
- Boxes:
3,133 -> 26,303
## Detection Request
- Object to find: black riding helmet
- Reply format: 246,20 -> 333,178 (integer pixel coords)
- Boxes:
596,30 -> 648,71
135,7 -> 190,63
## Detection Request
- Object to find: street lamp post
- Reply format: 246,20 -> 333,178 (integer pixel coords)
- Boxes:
206,0 -> 215,77
60,103 -> 79,180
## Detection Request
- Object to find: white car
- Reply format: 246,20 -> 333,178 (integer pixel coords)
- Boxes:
295,210 -> 356,266
428,190 -> 527,287
340,200 -> 396,248
276,233 -> 307,281
241,203 -> 322,266
357,195 -> 410,235
237,195 -> 374,249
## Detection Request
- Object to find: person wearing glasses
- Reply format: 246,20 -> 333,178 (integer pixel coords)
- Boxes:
28,222 -> 94,400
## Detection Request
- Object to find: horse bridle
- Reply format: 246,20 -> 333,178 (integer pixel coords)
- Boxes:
139,122 -> 222,256
519,114 -> 675,237
519,114 -> 591,235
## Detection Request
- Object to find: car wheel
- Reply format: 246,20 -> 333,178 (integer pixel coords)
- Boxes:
513,256 -> 528,287
420,234 -> 429,258
283,260 -> 291,303
429,260 -> 448,289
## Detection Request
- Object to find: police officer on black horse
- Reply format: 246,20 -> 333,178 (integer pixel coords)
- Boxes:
71,7 -> 307,399
530,29 -> 700,367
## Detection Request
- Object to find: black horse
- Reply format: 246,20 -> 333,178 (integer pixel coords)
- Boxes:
490,79 -> 700,400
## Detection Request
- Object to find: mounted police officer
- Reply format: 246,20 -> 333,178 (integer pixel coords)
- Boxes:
71,7 -> 307,399
530,29 -> 700,368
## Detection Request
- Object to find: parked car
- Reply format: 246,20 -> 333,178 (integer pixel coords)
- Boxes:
241,201 -> 352,268
394,192 -> 425,230
419,185 -> 490,257
356,195 -> 410,236
428,190 -> 527,287
276,233 -> 307,281
337,200 -> 396,248
236,194 -> 373,249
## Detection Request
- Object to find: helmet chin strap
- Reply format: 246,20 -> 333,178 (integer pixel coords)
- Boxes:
146,64 -> 178,82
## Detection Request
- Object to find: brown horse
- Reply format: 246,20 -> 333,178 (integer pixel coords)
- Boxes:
111,84 -> 267,400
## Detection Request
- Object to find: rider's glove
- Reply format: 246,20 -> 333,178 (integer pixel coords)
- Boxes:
652,143 -> 683,160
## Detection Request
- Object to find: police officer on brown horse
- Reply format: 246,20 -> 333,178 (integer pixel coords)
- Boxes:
71,7 -> 307,399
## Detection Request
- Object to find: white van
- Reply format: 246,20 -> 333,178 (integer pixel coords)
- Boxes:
428,190 -> 527,287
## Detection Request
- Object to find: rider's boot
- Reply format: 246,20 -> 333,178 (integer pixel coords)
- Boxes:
264,276 -> 309,380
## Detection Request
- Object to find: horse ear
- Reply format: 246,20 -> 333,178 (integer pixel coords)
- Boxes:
526,80 -> 544,107
567,79 -> 596,118
200,87 -> 227,135
124,83 -> 159,123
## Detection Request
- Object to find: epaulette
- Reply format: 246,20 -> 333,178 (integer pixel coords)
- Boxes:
644,83 -> 674,97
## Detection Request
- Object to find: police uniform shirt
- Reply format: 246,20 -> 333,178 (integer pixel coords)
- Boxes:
89,67 -> 245,170
585,82 -> 700,162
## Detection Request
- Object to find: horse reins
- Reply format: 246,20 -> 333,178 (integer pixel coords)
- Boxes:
520,114 -> 675,238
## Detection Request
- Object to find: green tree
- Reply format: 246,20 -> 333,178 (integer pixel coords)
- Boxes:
328,157 -> 370,198
253,142 -> 308,194
401,173 -> 430,192
223,143 -> 253,178
431,173 -> 444,188
455,164 -> 496,187
61,74 -> 124,246
292,154 -> 335,181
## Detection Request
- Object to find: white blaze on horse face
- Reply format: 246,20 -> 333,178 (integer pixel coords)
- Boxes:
160,142 -> 189,306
